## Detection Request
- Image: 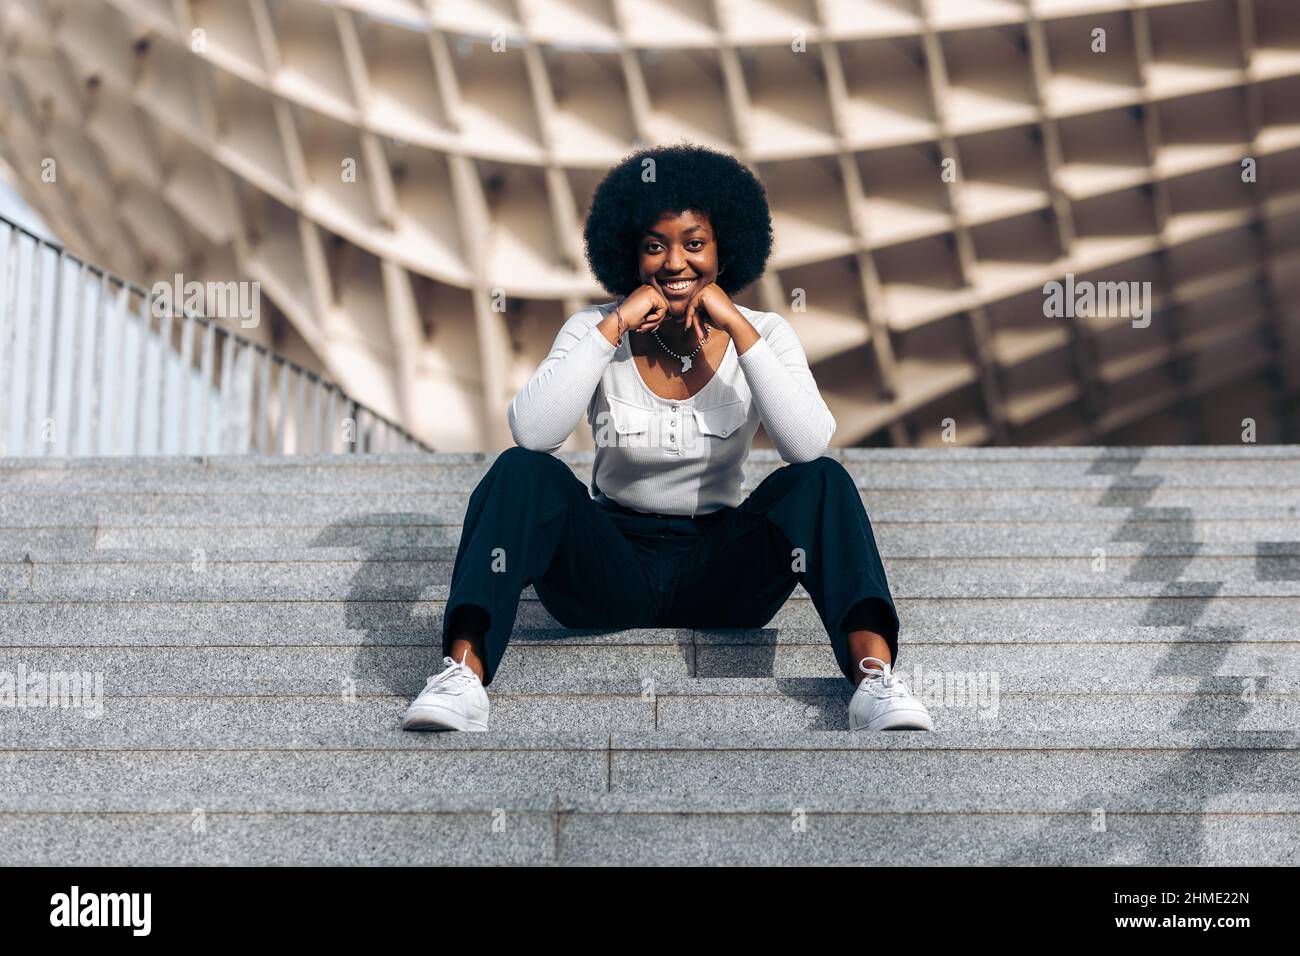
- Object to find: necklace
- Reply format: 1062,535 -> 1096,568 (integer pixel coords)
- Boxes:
651,327 -> 706,372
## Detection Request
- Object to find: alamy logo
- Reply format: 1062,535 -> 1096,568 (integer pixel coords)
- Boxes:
592,410 -> 699,452
0,664 -> 104,719
1042,273 -> 1152,328
896,664 -> 1000,718
151,273 -> 261,328
49,886 -> 151,936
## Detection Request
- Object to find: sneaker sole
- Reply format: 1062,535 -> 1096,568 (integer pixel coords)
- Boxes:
851,705 -> 935,732
401,704 -> 488,732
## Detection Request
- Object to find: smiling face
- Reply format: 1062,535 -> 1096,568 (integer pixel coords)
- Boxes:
637,209 -> 720,318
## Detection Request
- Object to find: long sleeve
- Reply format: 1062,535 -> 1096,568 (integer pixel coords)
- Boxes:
507,308 -> 617,454
735,312 -> 836,463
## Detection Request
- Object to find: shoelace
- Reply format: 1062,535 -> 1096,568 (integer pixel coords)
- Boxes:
422,655 -> 477,693
858,656 -> 911,699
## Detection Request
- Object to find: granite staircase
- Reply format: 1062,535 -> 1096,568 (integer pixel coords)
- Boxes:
1,446 -> 1297,865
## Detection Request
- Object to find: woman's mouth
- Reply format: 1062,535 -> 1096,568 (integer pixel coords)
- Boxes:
659,277 -> 696,298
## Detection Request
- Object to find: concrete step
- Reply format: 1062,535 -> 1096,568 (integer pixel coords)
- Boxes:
2,487 -> 1298,524
0,446 -> 1294,489
3,457 -> 1296,487
141,468 -> 1272,507
0,640 -> 1294,696
7,535 -> 1300,566
3,553 -> 1297,601
1,730 -> 1295,800
1,593 -> 1295,640
29,490 -> 1284,520
1,684 -> 1297,738
3,620 -> 1291,648
20,515 -> 1294,551
1,790 -> 1294,865
5,447 -> 1295,865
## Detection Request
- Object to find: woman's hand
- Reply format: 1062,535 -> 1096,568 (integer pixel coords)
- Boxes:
683,282 -> 744,345
618,284 -> 671,333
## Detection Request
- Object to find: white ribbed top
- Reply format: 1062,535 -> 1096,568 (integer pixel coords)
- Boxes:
507,302 -> 837,516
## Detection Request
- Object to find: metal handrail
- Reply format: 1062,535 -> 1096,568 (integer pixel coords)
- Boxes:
0,211 -> 433,456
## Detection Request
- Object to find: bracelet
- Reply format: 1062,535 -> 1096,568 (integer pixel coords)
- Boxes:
613,301 -> 627,347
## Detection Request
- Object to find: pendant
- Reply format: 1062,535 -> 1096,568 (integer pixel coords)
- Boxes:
681,356 -> 692,372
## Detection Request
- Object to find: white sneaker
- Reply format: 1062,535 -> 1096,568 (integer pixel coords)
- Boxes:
848,656 -> 934,731
401,652 -> 490,732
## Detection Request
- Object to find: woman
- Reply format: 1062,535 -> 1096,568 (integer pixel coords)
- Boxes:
402,144 -> 933,733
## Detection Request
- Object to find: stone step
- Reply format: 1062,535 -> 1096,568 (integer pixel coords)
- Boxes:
2,553 -> 1296,601
10,504 -> 1300,535
2,486 -> 1298,525
3,447 -> 1296,866
1,672 -> 1287,694
1,685 -> 1296,738
18,515 -> 1292,552
1,729 -> 1294,799
0,444 -> 1294,486
5,536 -> 1300,565
5,468 -> 1294,496
1,789 -> 1294,865
5,446 -> 1293,471
0,591 -> 1294,638
5,542 -> 1296,564
0,641 -> 1293,696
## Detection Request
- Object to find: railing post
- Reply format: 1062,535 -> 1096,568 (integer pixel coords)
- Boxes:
22,239 -> 44,456
256,348 -> 271,453
88,270 -> 107,457
293,368 -> 307,454
156,303 -> 174,455
217,330 -> 234,452
139,291 -> 157,455
310,377 -> 324,455
43,248 -> 64,456
111,282 -> 129,455
66,262 -> 87,454
274,357 -> 289,454
226,340 -> 256,454
177,312 -> 194,455
199,320 -> 215,455
325,386 -> 338,454
134,290 -> 152,455
1,228 -> 21,456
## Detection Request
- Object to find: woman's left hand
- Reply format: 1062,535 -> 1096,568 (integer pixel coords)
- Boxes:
682,282 -> 744,345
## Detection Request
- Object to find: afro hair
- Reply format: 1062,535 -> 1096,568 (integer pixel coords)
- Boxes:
582,143 -> 774,298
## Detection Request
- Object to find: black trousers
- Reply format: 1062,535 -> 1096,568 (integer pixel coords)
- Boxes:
440,447 -> 900,686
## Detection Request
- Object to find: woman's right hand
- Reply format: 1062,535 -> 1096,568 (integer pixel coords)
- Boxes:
618,284 -> 670,333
